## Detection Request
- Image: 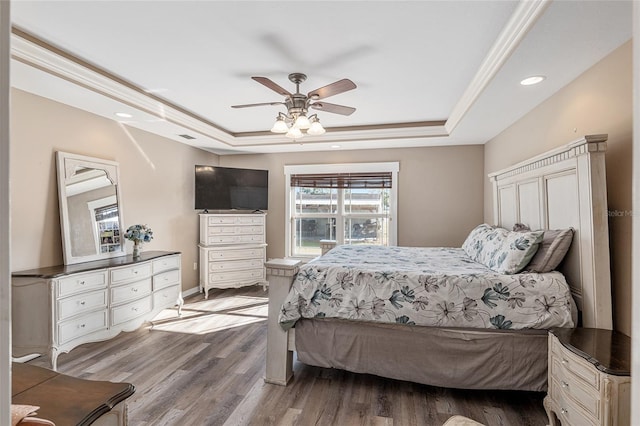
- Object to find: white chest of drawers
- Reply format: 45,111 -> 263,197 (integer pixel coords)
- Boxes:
544,328 -> 631,426
198,213 -> 267,298
12,251 -> 183,370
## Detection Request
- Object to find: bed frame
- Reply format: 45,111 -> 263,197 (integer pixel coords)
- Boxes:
264,134 -> 612,389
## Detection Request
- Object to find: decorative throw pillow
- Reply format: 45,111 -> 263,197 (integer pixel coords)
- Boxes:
525,228 -> 574,273
462,224 -> 495,260
463,224 -> 543,274
487,228 -> 544,274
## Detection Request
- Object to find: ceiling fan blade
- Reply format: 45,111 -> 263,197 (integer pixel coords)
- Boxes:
231,102 -> 284,109
308,79 -> 356,100
252,76 -> 291,97
310,102 -> 356,116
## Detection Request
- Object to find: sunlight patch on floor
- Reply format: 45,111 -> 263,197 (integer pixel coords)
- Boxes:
150,294 -> 268,335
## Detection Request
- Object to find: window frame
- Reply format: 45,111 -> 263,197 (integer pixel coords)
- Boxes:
284,162 -> 399,260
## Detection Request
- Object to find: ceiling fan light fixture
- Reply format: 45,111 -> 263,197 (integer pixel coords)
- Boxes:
294,114 -> 311,129
271,115 -> 289,133
233,73 -> 357,140
307,115 -> 325,135
285,126 -> 304,139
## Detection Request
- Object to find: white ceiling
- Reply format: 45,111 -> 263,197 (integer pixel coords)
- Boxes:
9,0 -> 632,155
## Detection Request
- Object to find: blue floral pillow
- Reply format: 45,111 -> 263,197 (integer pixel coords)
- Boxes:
462,224 -> 495,260
462,224 -> 543,274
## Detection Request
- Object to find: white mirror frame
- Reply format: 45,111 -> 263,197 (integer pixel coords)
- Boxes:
56,151 -> 126,264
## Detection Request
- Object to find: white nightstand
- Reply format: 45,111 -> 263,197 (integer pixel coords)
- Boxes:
544,328 -> 631,426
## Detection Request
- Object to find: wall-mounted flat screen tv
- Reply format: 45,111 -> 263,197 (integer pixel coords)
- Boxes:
195,165 -> 268,211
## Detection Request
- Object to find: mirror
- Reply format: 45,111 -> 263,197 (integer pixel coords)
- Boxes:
56,151 -> 126,264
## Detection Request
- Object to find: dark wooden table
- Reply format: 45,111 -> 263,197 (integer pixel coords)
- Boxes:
12,363 -> 135,426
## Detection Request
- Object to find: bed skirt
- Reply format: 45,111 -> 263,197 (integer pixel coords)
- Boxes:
294,319 -> 550,392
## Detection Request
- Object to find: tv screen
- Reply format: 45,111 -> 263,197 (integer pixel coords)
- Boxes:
195,165 -> 268,211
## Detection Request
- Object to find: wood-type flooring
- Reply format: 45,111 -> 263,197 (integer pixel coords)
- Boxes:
25,286 -> 549,426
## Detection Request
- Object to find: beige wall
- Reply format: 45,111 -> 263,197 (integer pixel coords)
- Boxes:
10,89 -> 484,293
10,89 -> 219,291
484,40 -> 633,335
221,145 -> 485,260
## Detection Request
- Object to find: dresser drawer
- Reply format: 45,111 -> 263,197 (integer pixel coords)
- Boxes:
209,268 -> 264,283
551,337 -> 600,391
237,215 -> 264,225
207,225 -> 264,235
551,357 -> 601,419
111,297 -> 152,326
550,377 -> 598,426
207,215 -> 264,226
208,258 -> 263,272
57,289 -> 108,321
153,269 -> 180,291
57,271 -> 107,298
58,310 -> 108,345
110,263 -> 152,284
152,255 -> 180,274
207,248 -> 264,261
153,285 -> 180,310
205,234 -> 264,245
110,278 -> 152,304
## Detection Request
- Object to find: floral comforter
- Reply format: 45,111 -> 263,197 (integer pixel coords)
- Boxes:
278,245 -> 575,331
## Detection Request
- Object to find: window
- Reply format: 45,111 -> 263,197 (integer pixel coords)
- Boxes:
285,162 -> 398,258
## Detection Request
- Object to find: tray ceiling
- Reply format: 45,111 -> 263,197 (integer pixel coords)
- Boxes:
9,1 -> 632,154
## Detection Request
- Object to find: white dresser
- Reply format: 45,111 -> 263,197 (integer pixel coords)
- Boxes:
12,251 -> 183,370
198,213 -> 267,298
544,328 -> 631,426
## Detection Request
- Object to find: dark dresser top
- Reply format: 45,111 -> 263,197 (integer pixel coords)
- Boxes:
12,362 -> 135,426
550,327 -> 631,376
12,250 -> 180,279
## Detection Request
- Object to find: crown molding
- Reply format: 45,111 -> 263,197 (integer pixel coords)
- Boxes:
445,0 -> 551,135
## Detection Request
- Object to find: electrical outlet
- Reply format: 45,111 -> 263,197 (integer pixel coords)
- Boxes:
193,262 -> 198,270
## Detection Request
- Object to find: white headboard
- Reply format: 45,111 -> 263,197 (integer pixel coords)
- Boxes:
488,135 -> 612,330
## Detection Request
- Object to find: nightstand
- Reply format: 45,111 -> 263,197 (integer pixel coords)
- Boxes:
544,328 -> 631,426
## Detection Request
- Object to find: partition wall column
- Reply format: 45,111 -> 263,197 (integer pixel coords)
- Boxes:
0,1 -> 11,424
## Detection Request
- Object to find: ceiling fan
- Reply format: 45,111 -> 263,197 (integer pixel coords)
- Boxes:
231,72 -> 357,138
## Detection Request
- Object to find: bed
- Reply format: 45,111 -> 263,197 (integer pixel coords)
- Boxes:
265,134 -> 613,391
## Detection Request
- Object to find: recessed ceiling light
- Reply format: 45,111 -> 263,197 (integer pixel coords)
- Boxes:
115,112 -> 133,118
331,145 -> 341,149
520,75 -> 546,86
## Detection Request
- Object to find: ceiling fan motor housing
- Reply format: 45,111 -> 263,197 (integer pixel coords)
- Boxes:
285,93 -> 309,120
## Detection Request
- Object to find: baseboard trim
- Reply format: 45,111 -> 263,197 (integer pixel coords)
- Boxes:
182,286 -> 200,298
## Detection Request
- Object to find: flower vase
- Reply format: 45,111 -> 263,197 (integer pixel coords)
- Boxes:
132,241 -> 141,258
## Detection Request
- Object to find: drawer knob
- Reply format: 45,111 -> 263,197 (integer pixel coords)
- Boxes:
132,307 -> 138,312
132,288 -> 138,292
79,301 -> 86,305
561,358 -> 568,365
134,270 -> 138,274
561,408 -> 568,415
78,323 -> 86,328
561,381 -> 569,388
79,280 -> 85,285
